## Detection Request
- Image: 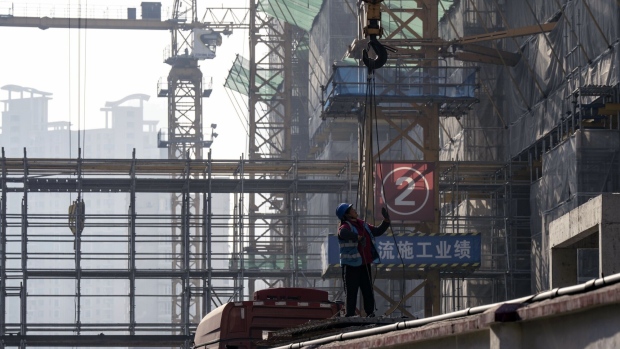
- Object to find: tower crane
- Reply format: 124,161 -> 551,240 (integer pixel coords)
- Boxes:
346,0 -> 557,317
0,0 -> 250,338
353,1 -> 556,216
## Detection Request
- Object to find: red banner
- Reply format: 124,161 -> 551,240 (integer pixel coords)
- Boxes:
375,162 -> 435,222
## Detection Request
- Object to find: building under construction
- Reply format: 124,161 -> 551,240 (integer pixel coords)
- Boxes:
0,0 -> 619,347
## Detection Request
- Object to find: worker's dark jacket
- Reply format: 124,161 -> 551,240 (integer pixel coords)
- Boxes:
337,219 -> 389,266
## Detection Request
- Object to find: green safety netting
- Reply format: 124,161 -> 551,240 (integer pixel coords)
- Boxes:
383,1 -> 422,39
258,0 -> 325,32
225,0 -> 454,95
382,0 -> 454,39
256,0 -> 452,34
293,36 -> 309,59
224,55 -> 283,96
224,55 -> 250,96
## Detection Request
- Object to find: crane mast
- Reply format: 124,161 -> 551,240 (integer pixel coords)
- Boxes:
165,0 -> 205,334
166,0 -> 205,161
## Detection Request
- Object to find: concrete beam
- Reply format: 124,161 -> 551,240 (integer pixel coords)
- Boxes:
548,195 -> 601,249
549,194 -> 620,288
601,223 -> 620,276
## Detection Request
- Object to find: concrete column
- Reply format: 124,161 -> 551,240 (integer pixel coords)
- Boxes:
600,223 -> 620,276
490,323 -> 522,349
550,248 -> 577,288
424,269 -> 441,316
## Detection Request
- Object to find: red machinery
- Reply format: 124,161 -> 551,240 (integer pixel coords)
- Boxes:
193,288 -> 341,349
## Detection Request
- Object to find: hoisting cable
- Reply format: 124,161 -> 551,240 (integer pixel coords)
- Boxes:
364,70 -> 373,265
371,75 -> 408,317
359,0 -> 407,317
364,70 -> 380,314
360,0 -> 386,207
359,0 -> 382,258
77,0 -> 82,157
72,2 -> 88,338
342,57 -> 371,317
346,53 -> 379,317
81,0 -> 88,154
355,66 -> 375,210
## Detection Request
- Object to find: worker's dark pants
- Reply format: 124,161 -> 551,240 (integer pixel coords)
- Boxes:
342,264 -> 375,317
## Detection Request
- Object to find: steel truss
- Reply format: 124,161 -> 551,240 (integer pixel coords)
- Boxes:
0,153 -> 354,347
246,1 -> 307,295
0,150 -> 531,346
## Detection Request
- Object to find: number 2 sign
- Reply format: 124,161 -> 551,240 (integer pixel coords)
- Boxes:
375,162 -> 435,222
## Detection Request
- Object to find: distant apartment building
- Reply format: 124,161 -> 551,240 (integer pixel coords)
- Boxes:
0,84 -> 229,336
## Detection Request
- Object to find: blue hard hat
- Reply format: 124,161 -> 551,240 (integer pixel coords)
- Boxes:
335,203 -> 353,221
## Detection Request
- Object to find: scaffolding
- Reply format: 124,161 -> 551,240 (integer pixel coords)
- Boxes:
0,153 -> 355,345
1,0 -> 619,345
300,0 -> 618,315
0,152 -> 537,342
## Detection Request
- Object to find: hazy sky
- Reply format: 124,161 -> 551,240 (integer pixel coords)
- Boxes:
0,0 -> 250,159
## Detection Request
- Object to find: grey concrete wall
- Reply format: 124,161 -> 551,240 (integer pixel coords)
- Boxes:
521,304 -> 620,349
548,194 -> 620,288
318,280 -> 620,349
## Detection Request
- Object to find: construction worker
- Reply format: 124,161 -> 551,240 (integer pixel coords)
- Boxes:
335,203 -> 390,317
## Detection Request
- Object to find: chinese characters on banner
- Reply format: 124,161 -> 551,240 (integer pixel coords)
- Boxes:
324,234 -> 481,267
375,162 -> 435,222
372,235 -> 480,264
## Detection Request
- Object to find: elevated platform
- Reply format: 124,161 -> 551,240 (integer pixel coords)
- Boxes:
321,66 -> 479,118
0,157 -> 524,193
0,157 -> 356,194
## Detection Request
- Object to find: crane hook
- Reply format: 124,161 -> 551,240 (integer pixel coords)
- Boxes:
362,37 -> 388,73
